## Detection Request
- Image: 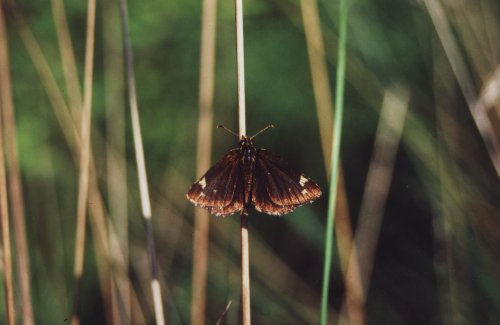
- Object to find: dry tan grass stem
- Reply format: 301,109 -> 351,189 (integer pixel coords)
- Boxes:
190,0 -> 217,324
11,2 -> 137,323
71,0 -> 97,324
340,85 -> 409,325
51,0 -> 83,118
234,0 -> 251,323
0,5 -> 16,325
0,2 -> 35,324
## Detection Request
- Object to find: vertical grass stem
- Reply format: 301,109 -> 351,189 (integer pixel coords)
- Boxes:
71,0 -> 96,324
320,0 -> 349,323
118,0 -> 166,324
0,3 -> 34,324
190,0 -> 217,323
235,0 -> 250,323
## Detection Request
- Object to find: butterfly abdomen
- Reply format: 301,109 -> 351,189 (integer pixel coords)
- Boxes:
240,138 -> 256,215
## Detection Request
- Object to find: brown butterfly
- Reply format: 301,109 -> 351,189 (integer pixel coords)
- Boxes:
186,125 -> 322,217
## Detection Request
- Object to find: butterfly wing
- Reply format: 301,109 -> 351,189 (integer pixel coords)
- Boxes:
186,149 -> 244,217
252,149 -> 321,215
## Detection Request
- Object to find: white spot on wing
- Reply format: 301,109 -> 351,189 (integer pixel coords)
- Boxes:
200,192 -> 206,198
299,175 -> 308,187
301,189 -> 309,195
199,177 -> 207,189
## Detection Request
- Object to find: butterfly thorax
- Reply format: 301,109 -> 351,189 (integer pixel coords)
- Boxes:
239,136 -> 256,163
239,136 -> 256,214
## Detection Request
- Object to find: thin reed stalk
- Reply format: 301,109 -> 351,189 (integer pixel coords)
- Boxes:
71,0 -> 97,324
236,0 -> 246,137
320,0 -> 349,323
118,0 -> 166,324
191,0 -> 218,323
0,3 -> 34,324
0,6 -> 16,325
235,0 -> 251,323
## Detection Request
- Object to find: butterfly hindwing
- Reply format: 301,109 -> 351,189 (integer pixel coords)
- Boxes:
252,149 -> 322,215
186,149 -> 244,216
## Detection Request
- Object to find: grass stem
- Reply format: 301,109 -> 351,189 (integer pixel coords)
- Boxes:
103,0 -> 129,322
235,0 -> 251,323
118,0 -> 166,324
191,0 -> 217,323
299,3 -> 357,323
236,0 -> 246,137
341,85 -> 409,325
51,0 -> 82,117
241,215 -> 251,325
0,6 -> 16,325
320,0 -> 349,323
71,0 -> 96,323
0,2 -> 34,324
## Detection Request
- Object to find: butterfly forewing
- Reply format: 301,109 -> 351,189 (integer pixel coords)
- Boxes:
186,149 -> 244,216
252,149 -> 322,215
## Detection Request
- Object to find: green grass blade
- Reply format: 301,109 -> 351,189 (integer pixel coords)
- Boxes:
320,0 -> 349,323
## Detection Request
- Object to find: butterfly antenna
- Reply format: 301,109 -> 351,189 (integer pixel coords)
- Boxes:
217,125 -> 239,137
251,124 -> 275,139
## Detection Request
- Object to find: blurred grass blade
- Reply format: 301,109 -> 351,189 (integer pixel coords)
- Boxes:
118,0 -> 166,324
0,2 -> 35,324
320,0 -> 349,323
299,0 -> 334,168
0,109 -> 15,325
191,0 -> 217,324
341,84 -> 410,325
71,0 -> 97,324
12,3 -> 120,322
0,4 -> 16,325
10,1 -> 137,323
476,65 -> 500,116
51,0 -> 82,117
8,0 -> 77,147
424,0 -> 500,177
103,0 -> 130,323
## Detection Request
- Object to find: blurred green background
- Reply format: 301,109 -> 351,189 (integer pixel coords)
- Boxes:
1,0 -> 499,324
